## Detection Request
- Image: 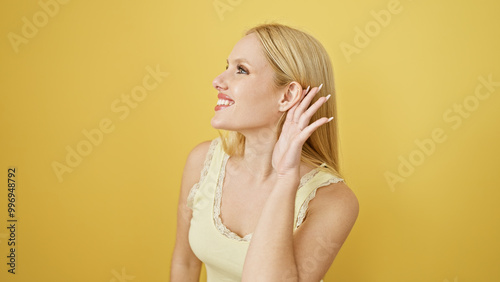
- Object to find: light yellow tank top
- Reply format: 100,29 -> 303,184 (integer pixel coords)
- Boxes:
187,137 -> 344,281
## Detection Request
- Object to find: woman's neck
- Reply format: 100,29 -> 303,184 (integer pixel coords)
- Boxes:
235,132 -> 277,182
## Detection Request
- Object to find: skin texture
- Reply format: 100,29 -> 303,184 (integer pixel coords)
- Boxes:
211,33 -> 284,135
170,33 -> 359,282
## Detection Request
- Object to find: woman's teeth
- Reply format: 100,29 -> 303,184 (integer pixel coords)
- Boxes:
217,99 -> 235,106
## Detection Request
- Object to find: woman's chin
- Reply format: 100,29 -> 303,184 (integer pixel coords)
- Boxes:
210,118 -> 228,130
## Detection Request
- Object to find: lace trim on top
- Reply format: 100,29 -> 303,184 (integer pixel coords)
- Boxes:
212,156 -> 329,241
213,154 -> 253,241
295,176 -> 345,228
186,138 -> 220,210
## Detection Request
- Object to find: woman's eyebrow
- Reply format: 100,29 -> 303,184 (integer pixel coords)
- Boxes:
226,58 -> 252,66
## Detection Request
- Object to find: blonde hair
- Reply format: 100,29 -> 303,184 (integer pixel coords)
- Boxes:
217,22 -> 343,179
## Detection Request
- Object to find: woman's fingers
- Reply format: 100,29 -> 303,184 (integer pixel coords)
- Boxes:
298,94 -> 330,130
299,117 -> 331,142
293,84 -> 322,122
285,85 -> 311,123
284,84 -> 331,139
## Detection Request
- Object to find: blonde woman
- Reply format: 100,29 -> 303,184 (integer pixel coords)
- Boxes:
171,22 -> 359,282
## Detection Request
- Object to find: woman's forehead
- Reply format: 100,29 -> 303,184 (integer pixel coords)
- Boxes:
228,33 -> 268,70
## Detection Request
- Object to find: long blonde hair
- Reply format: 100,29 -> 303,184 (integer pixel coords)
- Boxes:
217,22 -> 343,179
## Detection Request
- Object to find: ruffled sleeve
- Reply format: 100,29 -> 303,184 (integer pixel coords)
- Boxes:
186,138 -> 220,209
295,174 -> 344,228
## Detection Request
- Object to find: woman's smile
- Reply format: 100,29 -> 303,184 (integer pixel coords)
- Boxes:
214,93 -> 235,111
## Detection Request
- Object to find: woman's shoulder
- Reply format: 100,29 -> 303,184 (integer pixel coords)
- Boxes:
184,138 -> 220,171
307,176 -> 359,223
180,138 -> 220,190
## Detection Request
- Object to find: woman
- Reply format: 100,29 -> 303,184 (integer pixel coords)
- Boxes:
170,22 -> 359,282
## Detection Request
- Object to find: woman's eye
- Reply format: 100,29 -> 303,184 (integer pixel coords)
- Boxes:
237,65 -> 248,74
225,64 -> 248,74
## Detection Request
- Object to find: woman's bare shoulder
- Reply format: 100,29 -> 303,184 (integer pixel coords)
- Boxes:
186,140 -> 214,166
308,180 -> 359,224
180,139 -> 216,190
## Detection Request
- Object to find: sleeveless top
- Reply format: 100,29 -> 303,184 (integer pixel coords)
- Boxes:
187,137 -> 344,281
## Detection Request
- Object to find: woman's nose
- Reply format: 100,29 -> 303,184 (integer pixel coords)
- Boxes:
212,72 -> 227,91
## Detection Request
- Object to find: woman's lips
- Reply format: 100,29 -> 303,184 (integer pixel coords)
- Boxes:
215,93 -> 235,111
217,93 -> 234,101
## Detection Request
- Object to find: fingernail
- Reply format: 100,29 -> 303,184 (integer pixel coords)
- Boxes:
325,94 -> 331,101
327,117 -> 334,122
305,85 -> 310,92
318,83 -> 323,91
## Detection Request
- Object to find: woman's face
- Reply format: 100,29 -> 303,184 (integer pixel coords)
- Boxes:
211,33 -> 284,135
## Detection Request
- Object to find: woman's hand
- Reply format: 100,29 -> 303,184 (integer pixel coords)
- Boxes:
271,84 -> 332,179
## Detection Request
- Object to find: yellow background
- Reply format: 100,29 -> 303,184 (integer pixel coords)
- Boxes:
1,0 -> 499,281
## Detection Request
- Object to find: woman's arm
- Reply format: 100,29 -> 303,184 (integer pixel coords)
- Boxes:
242,177 -> 359,281
170,141 -> 211,282
242,85 -> 359,281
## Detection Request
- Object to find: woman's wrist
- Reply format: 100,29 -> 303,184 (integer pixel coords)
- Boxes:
274,174 -> 300,194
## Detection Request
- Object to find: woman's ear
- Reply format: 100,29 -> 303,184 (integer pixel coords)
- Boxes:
278,81 -> 303,112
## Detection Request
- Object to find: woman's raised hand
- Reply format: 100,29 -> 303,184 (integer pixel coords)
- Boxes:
271,84 -> 332,180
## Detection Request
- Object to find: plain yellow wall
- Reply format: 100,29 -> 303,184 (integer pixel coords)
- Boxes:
1,0 -> 499,281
